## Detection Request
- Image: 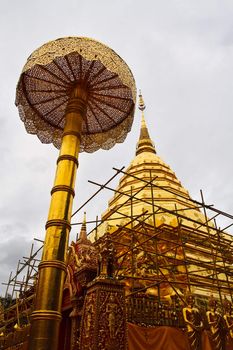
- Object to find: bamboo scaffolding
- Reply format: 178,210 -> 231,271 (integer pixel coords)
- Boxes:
3,165 -> 233,332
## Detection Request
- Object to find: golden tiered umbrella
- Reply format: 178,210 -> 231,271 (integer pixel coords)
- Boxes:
15,37 -> 136,350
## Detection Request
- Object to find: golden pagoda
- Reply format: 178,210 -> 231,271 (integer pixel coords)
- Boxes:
1,92 -> 233,350
97,92 -> 212,232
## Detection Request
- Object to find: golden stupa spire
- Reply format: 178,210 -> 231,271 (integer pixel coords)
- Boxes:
77,212 -> 87,242
136,91 -> 156,156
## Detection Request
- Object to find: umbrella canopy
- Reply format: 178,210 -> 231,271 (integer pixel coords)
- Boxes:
16,37 -> 136,153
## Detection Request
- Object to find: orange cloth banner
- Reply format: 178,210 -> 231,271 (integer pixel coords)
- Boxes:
127,323 -> 220,350
128,323 -> 190,350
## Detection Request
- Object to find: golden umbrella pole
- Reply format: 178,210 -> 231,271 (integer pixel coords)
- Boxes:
15,36 -> 136,350
29,85 -> 87,350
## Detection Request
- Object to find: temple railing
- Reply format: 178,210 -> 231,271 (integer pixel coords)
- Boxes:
126,295 -> 185,328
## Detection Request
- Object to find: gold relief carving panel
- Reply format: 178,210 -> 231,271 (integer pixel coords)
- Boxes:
97,290 -> 126,350
80,281 -> 126,350
80,290 -> 97,350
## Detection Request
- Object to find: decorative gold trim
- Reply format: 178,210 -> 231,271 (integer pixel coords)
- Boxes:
57,154 -> 79,166
45,219 -> 71,231
38,260 -> 67,273
51,185 -> 75,197
30,310 -> 62,322
65,96 -> 87,115
62,130 -> 82,139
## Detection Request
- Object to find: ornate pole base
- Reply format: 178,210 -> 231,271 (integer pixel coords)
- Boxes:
80,278 -> 127,350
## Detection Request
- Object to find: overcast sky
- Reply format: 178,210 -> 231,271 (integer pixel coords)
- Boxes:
0,0 -> 233,295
